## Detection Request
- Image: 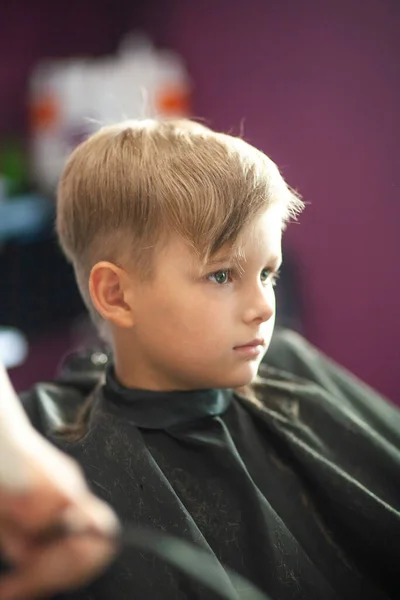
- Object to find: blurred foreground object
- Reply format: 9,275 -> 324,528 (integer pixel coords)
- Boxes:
29,33 -> 191,193
0,328 -> 28,369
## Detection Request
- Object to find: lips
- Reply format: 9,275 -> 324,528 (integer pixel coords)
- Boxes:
234,338 -> 264,349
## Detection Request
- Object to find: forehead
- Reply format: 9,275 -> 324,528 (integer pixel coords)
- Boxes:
232,205 -> 283,268
242,205 -> 283,249
156,205 -> 283,272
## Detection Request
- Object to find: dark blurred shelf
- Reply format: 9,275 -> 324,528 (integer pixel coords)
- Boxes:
0,223 -> 85,334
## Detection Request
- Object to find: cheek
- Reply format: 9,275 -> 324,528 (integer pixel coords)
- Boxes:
145,288 -> 231,346
169,295 -> 224,336
262,292 -> 276,343
266,285 -> 276,308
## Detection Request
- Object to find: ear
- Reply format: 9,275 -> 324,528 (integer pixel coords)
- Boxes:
89,261 -> 135,328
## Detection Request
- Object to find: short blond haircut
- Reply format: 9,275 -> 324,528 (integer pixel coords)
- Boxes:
56,119 -> 303,331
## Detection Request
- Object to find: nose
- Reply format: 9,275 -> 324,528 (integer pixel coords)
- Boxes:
242,284 -> 275,325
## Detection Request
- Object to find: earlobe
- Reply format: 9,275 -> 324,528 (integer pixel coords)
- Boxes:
89,261 -> 135,328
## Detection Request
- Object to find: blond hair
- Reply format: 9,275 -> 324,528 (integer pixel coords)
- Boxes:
56,118 -> 303,333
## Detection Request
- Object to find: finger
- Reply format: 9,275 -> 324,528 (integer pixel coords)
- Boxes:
0,494 -> 119,563
0,526 -> 29,565
68,495 -> 120,538
0,488 -> 69,535
0,442 -> 88,530
0,533 -> 117,600
0,455 -> 88,534
30,501 -> 120,549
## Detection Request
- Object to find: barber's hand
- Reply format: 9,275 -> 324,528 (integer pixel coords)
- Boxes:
0,373 -> 119,600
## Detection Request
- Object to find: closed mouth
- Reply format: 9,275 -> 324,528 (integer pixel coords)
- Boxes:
234,338 -> 264,349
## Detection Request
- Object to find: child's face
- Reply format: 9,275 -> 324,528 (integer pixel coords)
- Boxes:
118,206 -> 283,390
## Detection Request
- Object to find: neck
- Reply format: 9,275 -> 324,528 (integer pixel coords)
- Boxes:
113,344 -> 197,392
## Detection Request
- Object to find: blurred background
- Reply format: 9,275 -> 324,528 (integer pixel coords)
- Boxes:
0,0 -> 398,403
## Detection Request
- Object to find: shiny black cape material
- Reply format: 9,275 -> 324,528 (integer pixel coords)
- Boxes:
16,330 -> 400,599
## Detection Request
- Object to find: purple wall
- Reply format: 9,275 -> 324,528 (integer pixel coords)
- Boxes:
0,0 -> 138,135
1,1 -> 399,400
142,0 -> 400,401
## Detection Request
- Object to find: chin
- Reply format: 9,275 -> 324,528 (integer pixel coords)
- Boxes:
221,361 -> 261,389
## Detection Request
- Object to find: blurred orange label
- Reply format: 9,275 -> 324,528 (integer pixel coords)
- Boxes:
30,95 -> 59,130
156,86 -> 191,116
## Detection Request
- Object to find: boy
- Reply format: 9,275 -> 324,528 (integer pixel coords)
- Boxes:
1,119 -> 400,599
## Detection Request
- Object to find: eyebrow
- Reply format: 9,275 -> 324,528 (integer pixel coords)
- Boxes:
206,254 -> 283,269
207,254 -> 234,266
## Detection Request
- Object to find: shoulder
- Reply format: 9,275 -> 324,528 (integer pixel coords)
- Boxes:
262,328 -> 400,441
236,335 -> 400,512
19,349 -> 109,437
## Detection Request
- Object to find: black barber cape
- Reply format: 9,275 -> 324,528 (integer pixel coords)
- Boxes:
13,331 -> 400,599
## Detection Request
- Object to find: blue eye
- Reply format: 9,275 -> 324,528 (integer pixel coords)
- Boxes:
260,268 -> 280,286
207,268 -> 280,286
207,270 -> 231,285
